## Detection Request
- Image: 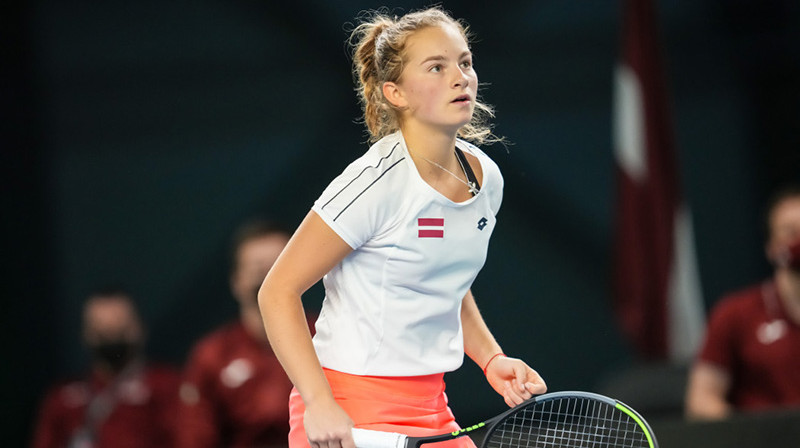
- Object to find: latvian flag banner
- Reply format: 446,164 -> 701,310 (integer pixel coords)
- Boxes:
613,0 -> 705,361
418,218 -> 444,238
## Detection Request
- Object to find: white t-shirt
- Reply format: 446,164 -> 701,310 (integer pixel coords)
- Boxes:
311,131 -> 503,376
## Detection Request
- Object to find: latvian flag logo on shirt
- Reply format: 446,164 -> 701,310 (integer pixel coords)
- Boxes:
418,218 -> 444,238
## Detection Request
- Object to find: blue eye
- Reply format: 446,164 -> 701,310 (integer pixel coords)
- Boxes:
429,65 -> 442,73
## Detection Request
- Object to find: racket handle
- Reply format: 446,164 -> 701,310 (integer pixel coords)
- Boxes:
352,428 -> 407,448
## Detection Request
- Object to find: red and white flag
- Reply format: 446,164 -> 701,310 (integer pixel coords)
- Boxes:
418,218 -> 445,238
613,0 -> 705,361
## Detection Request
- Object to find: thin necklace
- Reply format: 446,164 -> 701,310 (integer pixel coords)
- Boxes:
417,150 -> 479,196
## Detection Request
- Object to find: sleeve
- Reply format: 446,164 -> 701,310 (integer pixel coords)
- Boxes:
150,367 -> 181,448
175,344 -> 221,448
697,295 -> 740,372
479,148 -> 503,216
489,160 -> 504,216
30,388 -> 67,448
312,151 -> 402,249
461,141 -> 503,216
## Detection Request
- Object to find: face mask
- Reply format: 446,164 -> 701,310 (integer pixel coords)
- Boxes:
775,239 -> 800,273
89,339 -> 138,372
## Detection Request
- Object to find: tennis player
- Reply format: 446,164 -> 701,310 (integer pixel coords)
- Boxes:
259,7 -> 547,448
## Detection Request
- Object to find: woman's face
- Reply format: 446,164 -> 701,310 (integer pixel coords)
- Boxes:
389,24 -> 477,134
767,197 -> 800,262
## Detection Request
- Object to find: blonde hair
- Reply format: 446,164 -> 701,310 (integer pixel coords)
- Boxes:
349,6 -> 497,144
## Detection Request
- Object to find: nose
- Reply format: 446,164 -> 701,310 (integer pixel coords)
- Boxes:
452,68 -> 469,88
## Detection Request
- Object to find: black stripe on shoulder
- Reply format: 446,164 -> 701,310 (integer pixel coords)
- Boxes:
333,157 -> 405,221
322,142 -> 401,210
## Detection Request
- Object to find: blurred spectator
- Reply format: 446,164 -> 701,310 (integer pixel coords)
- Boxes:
686,185 -> 800,419
176,219 -> 312,448
31,288 -> 180,448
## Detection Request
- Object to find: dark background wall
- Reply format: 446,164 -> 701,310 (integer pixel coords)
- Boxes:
3,0 -> 799,445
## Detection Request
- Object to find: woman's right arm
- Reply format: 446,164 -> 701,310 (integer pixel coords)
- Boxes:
258,210 -> 355,447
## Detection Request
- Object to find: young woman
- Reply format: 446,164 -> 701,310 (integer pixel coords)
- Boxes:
259,7 -> 546,448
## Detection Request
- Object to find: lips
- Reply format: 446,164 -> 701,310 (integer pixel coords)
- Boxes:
451,94 -> 471,103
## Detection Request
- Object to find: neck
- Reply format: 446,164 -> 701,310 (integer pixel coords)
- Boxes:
775,269 -> 800,324
400,122 -> 458,164
92,364 -> 119,380
92,358 -> 140,380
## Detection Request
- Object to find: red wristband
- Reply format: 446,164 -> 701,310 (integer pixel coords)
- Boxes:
483,353 -> 506,375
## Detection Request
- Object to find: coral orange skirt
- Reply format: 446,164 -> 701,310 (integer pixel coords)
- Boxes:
288,368 -> 475,448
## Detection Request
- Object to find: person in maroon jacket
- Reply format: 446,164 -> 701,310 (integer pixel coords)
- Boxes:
31,289 -> 180,448
686,185 -> 800,419
176,219 -> 312,448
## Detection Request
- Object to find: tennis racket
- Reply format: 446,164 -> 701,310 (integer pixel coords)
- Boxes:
351,391 -> 658,448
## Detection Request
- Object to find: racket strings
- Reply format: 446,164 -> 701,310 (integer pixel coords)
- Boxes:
484,397 -> 650,448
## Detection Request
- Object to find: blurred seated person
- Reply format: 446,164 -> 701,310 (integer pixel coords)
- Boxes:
686,185 -> 800,420
31,288 -> 180,448
176,219 -> 314,448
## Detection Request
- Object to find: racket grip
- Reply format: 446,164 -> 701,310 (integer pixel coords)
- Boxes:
351,428 -> 407,448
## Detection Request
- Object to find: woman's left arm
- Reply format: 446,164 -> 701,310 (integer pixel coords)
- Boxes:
461,290 -> 547,407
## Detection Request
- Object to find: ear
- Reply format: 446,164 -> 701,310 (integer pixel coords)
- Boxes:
765,241 -> 775,265
382,81 -> 407,108
230,271 -> 244,303
765,236 -> 782,266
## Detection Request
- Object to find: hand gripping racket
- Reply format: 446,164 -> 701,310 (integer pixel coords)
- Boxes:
351,391 -> 658,448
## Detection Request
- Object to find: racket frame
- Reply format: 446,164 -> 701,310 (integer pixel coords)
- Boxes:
352,391 -> 658,448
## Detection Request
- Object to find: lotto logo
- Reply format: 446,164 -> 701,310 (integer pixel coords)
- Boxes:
418,218 -> 444,238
